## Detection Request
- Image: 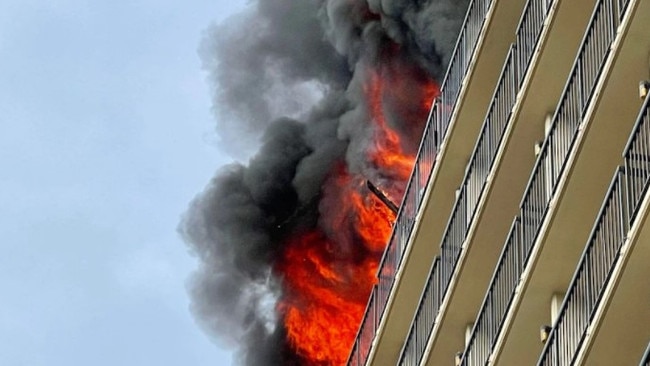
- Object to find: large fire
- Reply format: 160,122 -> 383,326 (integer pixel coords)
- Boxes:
275,52 -> 438,365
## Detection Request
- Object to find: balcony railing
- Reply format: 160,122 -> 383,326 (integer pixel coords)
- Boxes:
397,0 -> 558,362
514,0 -> 553,87
461,217 -> 523,366
348,0 -> 493,365
346,0 -> 494,364
438,0 -> 492,137
624,91 -> 650,225
398,257 -> 442,366
640,341 -> 650,366
618,0 -> 632,18
459,0 -> 627,364
538,93 -> 650,366
442,40 -> 520,327
396,41 -> 519,365
537,169 -> 627,366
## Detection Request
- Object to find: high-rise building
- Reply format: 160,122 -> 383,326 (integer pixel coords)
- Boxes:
346,0 -> 650,365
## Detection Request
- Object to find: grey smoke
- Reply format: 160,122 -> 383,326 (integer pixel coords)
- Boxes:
200,0 -> 350,158
181,0 -> 470,364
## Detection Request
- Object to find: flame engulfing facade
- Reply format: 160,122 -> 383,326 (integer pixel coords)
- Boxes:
180,0 -> 469,364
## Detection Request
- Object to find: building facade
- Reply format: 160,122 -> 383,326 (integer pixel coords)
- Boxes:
347,0 -> 650,365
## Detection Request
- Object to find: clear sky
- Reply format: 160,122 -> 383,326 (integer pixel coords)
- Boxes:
0,0 -> 246,365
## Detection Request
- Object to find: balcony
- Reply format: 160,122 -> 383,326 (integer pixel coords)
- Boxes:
399,42 -> 524,366
397,0 -> 604,364
557,94 -> 650,365
538,93 -> 650,365
537,167 -> 628,365
346,0 -> 527,364
481,0 -> 650,364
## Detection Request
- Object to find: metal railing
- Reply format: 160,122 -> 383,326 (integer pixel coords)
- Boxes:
640,341 -> 650,366
347,289 -> 378,366
624,93 -> 650,225
396,42 -> 519,365
439,41 -> 519,330
439,0 -> 492,138
538,93 -> 650,366
459,0 -> 627,363
398,257 -> 442,366
398,0 -> 559,361
538,169 -> 627,366
346,0 -> 494,364
456,1 -> 554,363
618,0 -> 632,19
461,218 -> 523,366
515,0 -> 554,87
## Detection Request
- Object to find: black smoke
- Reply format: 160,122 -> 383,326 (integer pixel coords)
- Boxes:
180,0 -> 470,364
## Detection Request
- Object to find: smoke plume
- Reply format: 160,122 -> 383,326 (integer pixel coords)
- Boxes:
180,0 -> 470,364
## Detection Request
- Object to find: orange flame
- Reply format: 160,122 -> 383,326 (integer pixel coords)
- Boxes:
277,57 -> 439,365
365,69 -> 418,183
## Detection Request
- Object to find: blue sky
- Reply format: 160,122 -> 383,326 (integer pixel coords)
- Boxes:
0,1 -> 246,365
